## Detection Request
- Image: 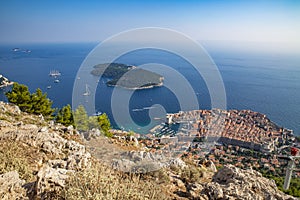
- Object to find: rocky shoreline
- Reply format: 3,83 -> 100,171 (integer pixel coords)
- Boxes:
0,75 -> 14,88
107,80 -> 164,90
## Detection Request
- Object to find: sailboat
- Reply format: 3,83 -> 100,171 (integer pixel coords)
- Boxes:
83,84 -> 91,96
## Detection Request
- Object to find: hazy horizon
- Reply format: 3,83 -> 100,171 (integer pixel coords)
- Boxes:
1,0 -> 300,52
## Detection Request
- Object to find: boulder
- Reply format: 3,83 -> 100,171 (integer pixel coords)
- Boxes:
200,165 -> 297,200
35,165 -> 74,198
0,171 -> 28,200
111,151 -> 186,173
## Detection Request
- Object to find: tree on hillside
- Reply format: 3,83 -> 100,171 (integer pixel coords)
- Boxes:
97,113 -> 112,137
5,83 -> 32,112
5,83 -> 54,118
56,104 -> 74,126
73,105 -> 89,132
30,88 -> 54,117
88,116 -> 99,130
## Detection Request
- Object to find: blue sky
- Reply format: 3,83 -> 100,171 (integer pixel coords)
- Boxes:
0,0 -> 300,48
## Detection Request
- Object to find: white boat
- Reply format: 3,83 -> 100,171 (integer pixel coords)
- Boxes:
47,85 -> 51,89
92,111 -> 102,116
54,79 -> 60,83
49,70 -> 61,77
83,84 -> 91,96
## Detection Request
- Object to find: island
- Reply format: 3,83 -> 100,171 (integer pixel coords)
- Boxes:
0,74 -> 14,88
91,63 -> 164,90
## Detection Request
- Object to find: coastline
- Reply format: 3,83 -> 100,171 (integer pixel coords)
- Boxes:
107,81 -> 163,90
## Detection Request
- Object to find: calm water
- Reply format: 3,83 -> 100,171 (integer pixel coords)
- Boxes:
0,43 -> 299,135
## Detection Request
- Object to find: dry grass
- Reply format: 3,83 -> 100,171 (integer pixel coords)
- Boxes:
0,141 -> 34,182
61,160 -> 171,200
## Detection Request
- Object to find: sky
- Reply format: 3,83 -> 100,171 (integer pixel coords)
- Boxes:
0,0 -> 300,50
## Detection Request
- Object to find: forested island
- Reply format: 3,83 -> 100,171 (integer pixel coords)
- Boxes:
91,63 -> 164,89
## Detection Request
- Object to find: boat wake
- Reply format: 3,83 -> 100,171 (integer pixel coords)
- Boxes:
132,106 -> 156,112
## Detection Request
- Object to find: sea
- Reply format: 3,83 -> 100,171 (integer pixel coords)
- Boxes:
0,42 -> 299,136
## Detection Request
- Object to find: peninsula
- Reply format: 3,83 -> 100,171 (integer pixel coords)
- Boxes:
91,63 -> 164,89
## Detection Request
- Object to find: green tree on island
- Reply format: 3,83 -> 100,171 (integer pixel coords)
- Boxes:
55,104 -> 74,126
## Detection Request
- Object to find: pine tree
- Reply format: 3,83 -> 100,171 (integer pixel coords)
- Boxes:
5,83 -> 54,118
5,83 -> 32,112
30,88 -> 54,117
73,105 -> 89,131
88,116 -> 99,130
56,104 -> 74,126
97,113 -> 112,137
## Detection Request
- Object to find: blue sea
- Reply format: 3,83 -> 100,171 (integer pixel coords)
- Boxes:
0,42 -> 299,136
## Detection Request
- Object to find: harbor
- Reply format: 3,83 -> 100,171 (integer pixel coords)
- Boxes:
148,109 -> 296,153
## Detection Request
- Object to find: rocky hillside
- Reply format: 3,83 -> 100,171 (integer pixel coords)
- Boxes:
0,101 -> 298,199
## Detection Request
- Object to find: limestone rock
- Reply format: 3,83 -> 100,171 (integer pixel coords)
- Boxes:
174,178 -> 186,189
206,160 -> 217,173
187,183 -> 204,199
0,171 -> 28,200
200,165 -> 297,200
39,126 -> 48,132
111,151 -> 186,173
0,102 -> 92,199
0,101 -> 21,115
36,165 -> 74,198
0,122 -> 91,171
82,128 -> 101,140
133,137 -> 139,146
66,151 -> 91,170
